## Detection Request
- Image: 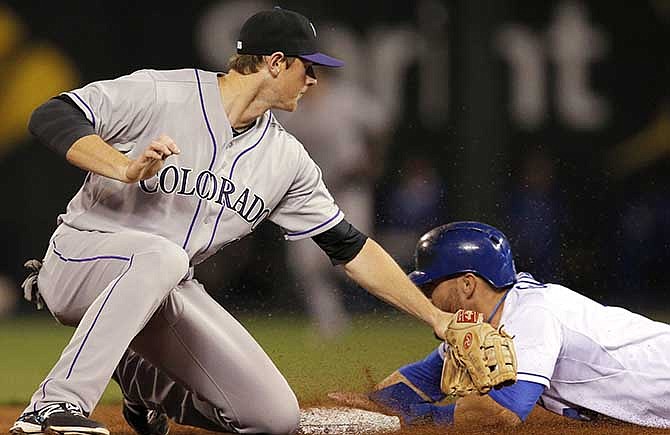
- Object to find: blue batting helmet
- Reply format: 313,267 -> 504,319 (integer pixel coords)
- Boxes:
408,221 -> 517,289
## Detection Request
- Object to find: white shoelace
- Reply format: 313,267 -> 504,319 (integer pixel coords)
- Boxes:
37,402 -> 84,421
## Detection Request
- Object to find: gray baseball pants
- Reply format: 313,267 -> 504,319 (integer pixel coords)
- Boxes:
24,223 -> 299,434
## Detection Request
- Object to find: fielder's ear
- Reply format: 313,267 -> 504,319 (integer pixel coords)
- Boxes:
267,52 -> 286,77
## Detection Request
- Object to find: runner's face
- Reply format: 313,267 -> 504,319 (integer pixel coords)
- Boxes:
431,275 -> 475,313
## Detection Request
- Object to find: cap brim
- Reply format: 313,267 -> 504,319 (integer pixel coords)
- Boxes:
299,53 -> 344,67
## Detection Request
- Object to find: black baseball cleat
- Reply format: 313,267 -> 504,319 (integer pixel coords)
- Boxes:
122,400 -> 170,435
40,402 -> 109,435
11,403 -> 109,435
9,411 -> 43,434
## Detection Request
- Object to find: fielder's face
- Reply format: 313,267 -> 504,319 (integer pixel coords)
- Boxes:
273,57 -> 317,111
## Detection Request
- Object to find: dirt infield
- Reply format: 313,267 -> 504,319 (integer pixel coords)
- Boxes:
2,404 -> 670,435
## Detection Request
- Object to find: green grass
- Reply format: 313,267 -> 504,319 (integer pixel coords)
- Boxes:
0,313 -> 438,405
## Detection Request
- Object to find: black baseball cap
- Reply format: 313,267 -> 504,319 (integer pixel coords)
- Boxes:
236,7 -> 344,68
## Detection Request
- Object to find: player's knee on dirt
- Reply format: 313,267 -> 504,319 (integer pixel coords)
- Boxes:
266,398 -> 300,434
241,392 -> 300,434
269,401 -> 300,435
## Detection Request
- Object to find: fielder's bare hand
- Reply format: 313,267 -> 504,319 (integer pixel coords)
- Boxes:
433,310 -> 455,341
125,134 -> 180,183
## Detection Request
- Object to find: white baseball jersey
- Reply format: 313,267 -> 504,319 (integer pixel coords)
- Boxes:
500,272 -> 670,427
61,68 -> 343,265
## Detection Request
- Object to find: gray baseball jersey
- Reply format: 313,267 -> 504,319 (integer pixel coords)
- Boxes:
23,68 -> 344,433
62,68 -> 343,264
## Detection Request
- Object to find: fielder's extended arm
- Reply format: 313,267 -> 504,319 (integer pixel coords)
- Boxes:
343,238 -> 454,339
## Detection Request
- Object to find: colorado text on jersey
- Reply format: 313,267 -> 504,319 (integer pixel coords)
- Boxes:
140,164 -> 271,229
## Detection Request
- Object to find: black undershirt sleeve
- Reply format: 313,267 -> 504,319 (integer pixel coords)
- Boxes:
312,218 -> 368,265
28,95 -> 96,157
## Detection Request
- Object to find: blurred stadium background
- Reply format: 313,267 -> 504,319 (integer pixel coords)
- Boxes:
0,0 -> 669,405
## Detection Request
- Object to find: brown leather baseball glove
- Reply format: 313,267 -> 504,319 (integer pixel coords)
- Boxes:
441,309 -> 517,396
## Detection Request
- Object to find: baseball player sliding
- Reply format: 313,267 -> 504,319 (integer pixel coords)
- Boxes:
10,8 -> 513,435
331,221 -> 670,428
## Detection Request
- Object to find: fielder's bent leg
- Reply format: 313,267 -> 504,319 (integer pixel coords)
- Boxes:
129,279 -> 300,435
23,224 -> 190,417
113,348 -> 228,432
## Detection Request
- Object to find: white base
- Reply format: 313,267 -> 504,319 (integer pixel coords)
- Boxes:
298,407 -> 401,434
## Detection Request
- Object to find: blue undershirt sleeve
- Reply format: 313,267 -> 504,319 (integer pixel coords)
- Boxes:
369,347 -> 544,426
487,380 -> 545,421
369,347 -> 455,425
397,347 -> 446,402
369,383 -> 455,425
